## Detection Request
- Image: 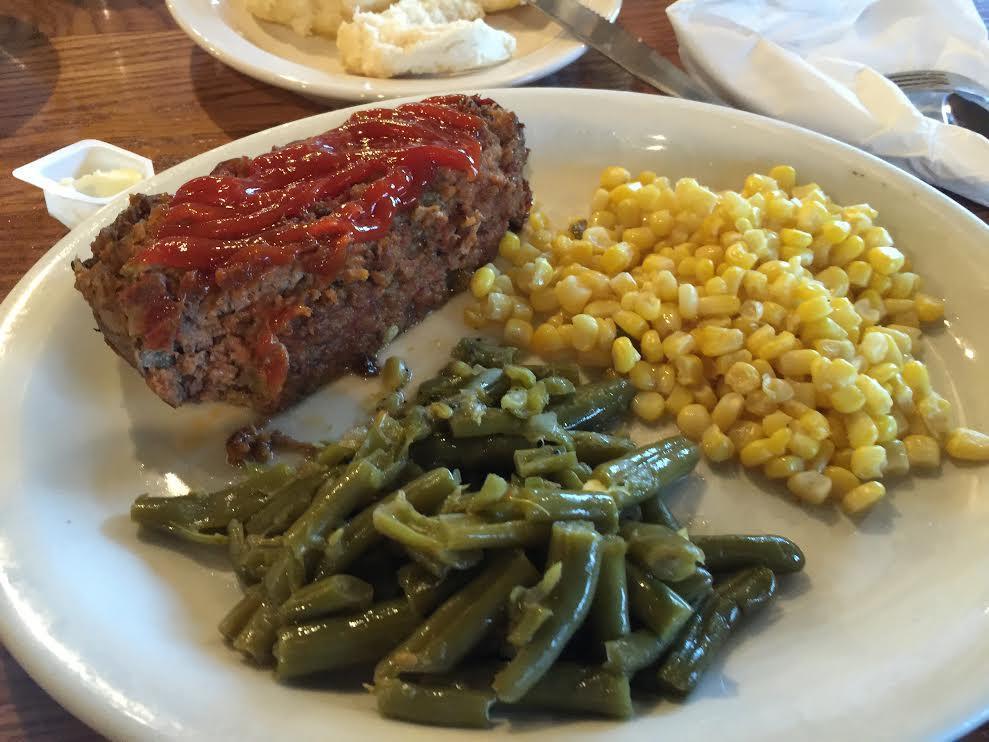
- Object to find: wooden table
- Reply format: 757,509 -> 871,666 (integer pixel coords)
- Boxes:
1,1 -> 988,738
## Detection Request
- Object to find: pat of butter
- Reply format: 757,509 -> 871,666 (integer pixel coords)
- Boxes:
60,168 -> 144,198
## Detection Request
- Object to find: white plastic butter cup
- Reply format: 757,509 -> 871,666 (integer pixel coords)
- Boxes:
12,140 -> 155,230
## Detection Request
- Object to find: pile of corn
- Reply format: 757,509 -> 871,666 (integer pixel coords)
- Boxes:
464,165 -> 989,514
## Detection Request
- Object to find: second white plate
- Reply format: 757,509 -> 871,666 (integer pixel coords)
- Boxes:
167,0 -> 622,102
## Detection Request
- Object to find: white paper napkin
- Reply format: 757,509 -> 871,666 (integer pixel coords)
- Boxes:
667,0 -> 989,206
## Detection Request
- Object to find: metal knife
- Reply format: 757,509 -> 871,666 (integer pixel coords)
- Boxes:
530,0 -> 725,105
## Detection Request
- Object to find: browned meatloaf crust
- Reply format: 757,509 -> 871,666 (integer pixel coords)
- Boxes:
72,96 -> 530,412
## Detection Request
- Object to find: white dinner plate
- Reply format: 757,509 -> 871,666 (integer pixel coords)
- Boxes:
166,0 -> 621,102
2,89 -> 989,741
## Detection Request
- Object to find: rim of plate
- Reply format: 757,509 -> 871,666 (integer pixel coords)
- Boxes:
165,0 -> 622,102
2,88 -> 989,741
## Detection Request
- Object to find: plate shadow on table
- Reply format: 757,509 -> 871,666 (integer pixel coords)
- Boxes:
0,16 -> 59,139
187,45 -> 327,141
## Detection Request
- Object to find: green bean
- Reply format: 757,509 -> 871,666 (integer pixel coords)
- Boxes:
507,562 -> 561,648
626,563 -> 694,639
265,457 -> 399,604
228,520 -> 282,584
492,521 -> 603,702
622,522 -> 705,582
640,494 -> 681,530
382,356 -> 411,391
397,563 -> 476,616
671,566 -> 714,607
541,376 -> 576,396
274,599 -> 419,681
588,535 -> 630,644
232,600 -> 281,665
591,436 -> 700,508
514,445 -> 579,477
452,337 -> 520,368
657,567 -> 777,695
604,630 -> 668,676
375,678 -> 494,728
219,586 -> 264,642
410,433 -> 525,474
315,442 -> 356,466
515,663 -> 633,719
690,535 -> 806,575
449,407 -> 526,438
548,377 -> 635,431
507,487 -> 619,532
525,363 -> 583,385
277,575 -> 374,625
543,468 -> 585,489
571,431 -> 638,466
131,463 -> 294,536
317,468 -> 460,577
406,543 -> 482,576
376,550 -> 538,680
243,467 -> 330,537
441,519 -> 550,550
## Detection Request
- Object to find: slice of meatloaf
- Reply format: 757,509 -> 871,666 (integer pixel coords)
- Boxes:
72,95 -> 530,412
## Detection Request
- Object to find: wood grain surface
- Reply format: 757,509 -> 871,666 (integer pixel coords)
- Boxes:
1,1 -> 988,739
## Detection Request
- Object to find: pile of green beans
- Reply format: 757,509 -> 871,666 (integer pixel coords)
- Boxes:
130,336 -> 806,728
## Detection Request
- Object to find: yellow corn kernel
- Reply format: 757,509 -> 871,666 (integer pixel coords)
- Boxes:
678,283 -> 699,320
757,331 -> 799,361
831,235 -> 866,267
841,481 -> 886,514
503,318 -> 534,348
724,421 -> 759,453
695,258 -> 716,283
766,427 -> 792,456
744,390 -> 777,418
778,349 -> 819,377
812,357 -> 857,391
851,444 -> 887,480
629,361 -> 658,391
470,264 -> 497,298
900,360 -> 931,398
661,331 -> 695,359
570,313 -> 599,352
903,434 -> 941,469
674,354 -> 704,386
609,271 -> 637,297
584,299 -> 621,318
499,231 -> 522,262
742,270 -> 769,300
780,227 -> 813,249
596,317 -> 618,352
787,470 -> 832,504
760,410 -> 792,436
768,165 -> 796,192
653,363 -> 676,396
867,245 -> 905,275
482,292 -> 514,322
557,324 -> 574,348
945,427 -> 989,461
705,276 -> 729,296
554,275 -> 592,315
917,393 -> 951,436
820,219 -> 852,245
789,431 -> 820,460
613,310 -> 648,340
882,440 -> 910,477
846,411 -> 879,448
676,404 -> 712,441
824,466 -> 860,497
638,331 -> 663,364
915,293 -> 944,323
796,295 -> 832,323
694,326 -> 745,357
632,391 -> 666,423
701,425 -> 735,462
612,336 -> 641,374
855,374 -> 893,416
694,294 -> 740,318
709,392 -> 743,431
600,165 -> 631,189
600,242 -> 634,275
647,209 -> 675,238
815,266 -> 850,298
764,455 -> 805,480
666,384 -> 694,414
831,447 -> 854,469
740,438 -> 775,467
725,361 -> 762,394
531,323 -> 565,355
763,377 -> 795,403
694,384 -> 718,411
